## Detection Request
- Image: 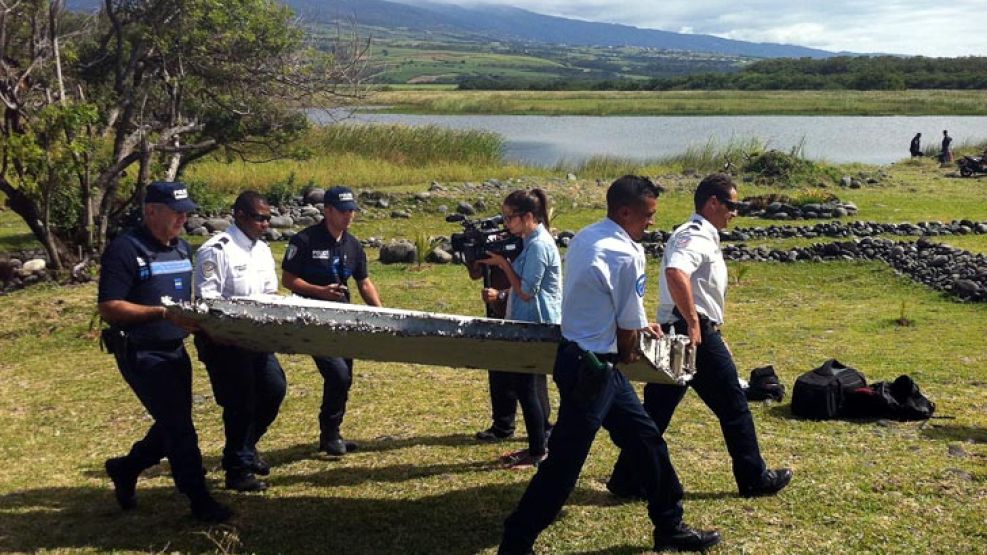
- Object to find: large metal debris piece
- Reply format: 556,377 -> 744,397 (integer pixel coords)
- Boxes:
166,295 -> 695,385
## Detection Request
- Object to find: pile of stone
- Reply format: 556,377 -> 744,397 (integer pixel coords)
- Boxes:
738,200 -> 859,221
640,237 -> 986,302
0,253 -> 49,291
720,220 -> 987,242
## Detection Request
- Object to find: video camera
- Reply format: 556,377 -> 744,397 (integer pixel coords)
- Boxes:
445,213 -> 523,266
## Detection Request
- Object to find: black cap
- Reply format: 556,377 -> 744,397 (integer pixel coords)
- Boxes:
145,181 -> 198,213
325,186 -> 360,211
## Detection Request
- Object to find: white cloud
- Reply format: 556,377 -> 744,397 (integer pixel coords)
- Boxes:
410,0 -> 987,56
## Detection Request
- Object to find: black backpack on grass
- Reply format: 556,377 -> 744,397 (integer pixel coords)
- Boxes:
745,365 -> 786,402
843,375 -> 936,421
791,359 -> 867,419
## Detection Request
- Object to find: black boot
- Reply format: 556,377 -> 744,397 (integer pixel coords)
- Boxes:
225,470 -> 268,492
104,456 -> 139,510
189,492 -> 234,523
739,468 -> 793,498
654,522 -> 721,552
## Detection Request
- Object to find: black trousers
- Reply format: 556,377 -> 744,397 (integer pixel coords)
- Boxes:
488,370 -> 552,434
196,336 -> 287,473
313,356 -> 353,441
113,341 -> 207,495
609,320 -> 767,494
500,343 -> 683,554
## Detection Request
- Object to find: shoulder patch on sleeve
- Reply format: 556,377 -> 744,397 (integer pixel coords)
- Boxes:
285,244 -> 298,261
635,274 -> 647,298
675,236 -> 691,249
219,236 -> 230,244
201,260 -> 217,278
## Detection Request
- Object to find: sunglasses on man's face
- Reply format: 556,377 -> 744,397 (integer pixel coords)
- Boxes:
245,211 -> 272,223
718,198 -> 741,212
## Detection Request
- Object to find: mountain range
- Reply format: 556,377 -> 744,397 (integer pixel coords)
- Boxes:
69,0 -> 840,59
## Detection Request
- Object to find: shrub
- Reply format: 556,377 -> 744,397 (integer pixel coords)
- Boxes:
265,173 -> 299,207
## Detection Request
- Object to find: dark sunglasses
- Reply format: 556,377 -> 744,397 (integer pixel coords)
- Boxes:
718,197 -> 741,211
245,211 -> 272,223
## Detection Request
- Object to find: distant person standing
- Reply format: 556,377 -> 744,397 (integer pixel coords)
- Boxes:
194,191 -> 287,493
910,133 -> 923,157
281,186 -> 383,456
941,130 -> 953,163
98,181 -> 231,522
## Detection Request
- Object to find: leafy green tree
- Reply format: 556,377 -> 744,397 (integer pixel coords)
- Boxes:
0,0 -> 369,271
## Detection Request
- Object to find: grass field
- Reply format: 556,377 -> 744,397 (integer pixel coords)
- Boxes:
366,89 -> 987,116
1,144 -> 986,553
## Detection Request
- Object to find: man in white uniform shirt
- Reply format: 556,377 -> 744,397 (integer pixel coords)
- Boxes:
499,176 -> 720,555
194,191 -> 287,492
608,173 -> 792,500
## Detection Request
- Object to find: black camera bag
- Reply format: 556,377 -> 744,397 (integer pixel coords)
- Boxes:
745,365 -> 786,402
791,359 -> 866,419
843,375 -> 936,421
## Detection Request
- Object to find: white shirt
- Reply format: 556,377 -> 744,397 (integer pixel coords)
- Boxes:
194,225 -> 278,299
561,218 -> 649,354
658,213 -> 728,325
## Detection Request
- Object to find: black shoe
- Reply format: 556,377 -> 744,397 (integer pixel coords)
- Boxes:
344,440 -> 359,453
654,522 -> 721,552
739,468 -> 793,498
189,495 -> 234,523
475,427 -> 514,442
225,471 -> 268,492
320,438 -> 347,456
105,457 -> 138,510
249,454 -> 271,476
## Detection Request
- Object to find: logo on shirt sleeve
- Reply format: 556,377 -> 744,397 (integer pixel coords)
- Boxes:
635,274 -> 647,297
285,244 -> 297,261
201,260 -> 216,278
675,236 -> 691,249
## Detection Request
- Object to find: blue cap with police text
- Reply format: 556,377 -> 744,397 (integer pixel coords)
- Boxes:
145,181 -> 198,213
325,186 -> 360,211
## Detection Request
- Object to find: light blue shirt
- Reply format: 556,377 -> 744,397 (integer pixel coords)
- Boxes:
561,218 -> 649,354
507,223 -> 562,324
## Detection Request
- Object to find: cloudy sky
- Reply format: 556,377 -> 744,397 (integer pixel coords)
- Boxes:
418,0 -> 987,57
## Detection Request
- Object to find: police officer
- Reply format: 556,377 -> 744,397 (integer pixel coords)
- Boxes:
281,186 -> 382,456
499,176 -> 720,554
608,173 -> 793,499
194,191 -> 287,492
98,181 -> 231,522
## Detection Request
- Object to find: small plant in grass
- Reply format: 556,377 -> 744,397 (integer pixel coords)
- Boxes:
265,173 -> 298,207
733,265 -> 750,286
414,231 -> 433,268
896,300 -> 913,327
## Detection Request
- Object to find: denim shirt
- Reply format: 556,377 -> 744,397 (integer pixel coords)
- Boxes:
508,223 -> 562,324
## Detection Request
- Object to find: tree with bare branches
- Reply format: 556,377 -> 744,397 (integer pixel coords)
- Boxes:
0,0 -> 370,271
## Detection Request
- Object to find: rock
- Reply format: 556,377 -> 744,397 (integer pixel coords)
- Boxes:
953,279 -> 981,298
437,205 -> 448,214
426,247 -> 453,264
832,207 -> 848,218
944,468 -> 974,481
379,240 -> 417,264
300,206 -> 322,218
456,201 -> 475,216
566,173 -> 577,181
22,259 -> 46,273
304,188 -> 325,205
269,215 -> 293,229
205,218 -> 230,232
850,179 -> 862,189
263,228 -> 282,241
390,210 -> 411,219
947,444 -> 968,458
295,216 -> 318,227
414,192 -> 431,201
376,198 -> 391,209
191,226 -> 209,236
475,200 -> 487,212
185,216 -> 206,231
429,181 -> 445,192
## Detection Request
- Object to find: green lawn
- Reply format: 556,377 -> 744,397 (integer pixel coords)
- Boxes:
1,158 -> 985,553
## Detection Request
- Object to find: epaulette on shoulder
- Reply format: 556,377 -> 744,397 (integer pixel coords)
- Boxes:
210,236 -> 230,250
687,221 -> 702,231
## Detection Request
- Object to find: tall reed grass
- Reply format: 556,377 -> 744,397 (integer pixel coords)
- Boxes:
555,137 -> 769,177
301,123 -> 504,165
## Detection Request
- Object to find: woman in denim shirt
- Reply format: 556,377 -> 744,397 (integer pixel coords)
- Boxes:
479,189 -> 562,468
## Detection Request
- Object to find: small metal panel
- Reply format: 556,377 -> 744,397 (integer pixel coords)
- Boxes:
168,296 -> 695,385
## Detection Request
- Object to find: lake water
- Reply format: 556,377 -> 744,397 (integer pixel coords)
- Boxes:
308,110 -> 987,166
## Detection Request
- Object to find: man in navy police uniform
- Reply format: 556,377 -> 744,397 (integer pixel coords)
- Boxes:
281,186 -> 382,456
499,176 -> 720,554
98,181 -> 231,522
194,190 -> 287,493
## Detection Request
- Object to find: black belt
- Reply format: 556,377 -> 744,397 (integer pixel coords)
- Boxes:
560,339 -> 619,363
670,308 -> 722,332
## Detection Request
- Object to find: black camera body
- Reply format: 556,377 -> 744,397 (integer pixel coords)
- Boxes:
446,214 -> 523,266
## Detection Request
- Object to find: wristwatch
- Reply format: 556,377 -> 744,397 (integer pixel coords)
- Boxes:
497,290 -> 508,301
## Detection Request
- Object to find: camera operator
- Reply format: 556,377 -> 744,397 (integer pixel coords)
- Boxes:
475,189 -> 561,468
